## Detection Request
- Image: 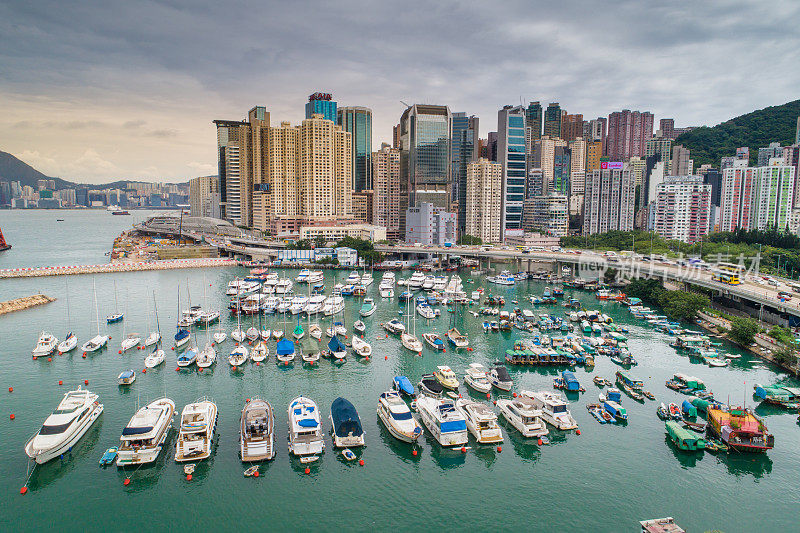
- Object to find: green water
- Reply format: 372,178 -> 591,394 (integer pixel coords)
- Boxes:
1,211 -> 799,532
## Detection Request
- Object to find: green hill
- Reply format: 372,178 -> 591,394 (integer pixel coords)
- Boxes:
0,150 -> 75,190
674,99 -> 800,167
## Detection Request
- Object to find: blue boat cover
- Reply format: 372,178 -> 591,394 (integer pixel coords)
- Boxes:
122,425 -> 153,436
174,328 -> 189,341
440,420 -> 467,433
298,418 -> 318,428
562,370 -> 580,391
330,397 -> 363,437
328,336 -> 346,353
393,376 -> 414,395
178,348 -> 197,361
277,338 -> 295,356
119,370 -> 134,379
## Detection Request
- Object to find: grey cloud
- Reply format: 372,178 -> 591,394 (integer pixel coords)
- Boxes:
123,120 -> 146,129
144,129 -> 178,138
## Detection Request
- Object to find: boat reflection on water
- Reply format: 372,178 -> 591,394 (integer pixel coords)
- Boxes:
427,440 -> 466,470
114,431 -> 176,492
26,420 -> 103,491
471,442 -> 499,469
375,415 -> 422,466
719,452 -> 773,479
664,435 -> 704,468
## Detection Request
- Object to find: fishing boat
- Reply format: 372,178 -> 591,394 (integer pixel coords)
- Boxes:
416,396 -> 468,447
240,398 -> 275,462
383,319 -> 405,335
446,328 -> 469,349
434,365 -> 459,389
706,405 -> 774,452
288,396 -> 325,459
656,403 -> 670,420
25,386 -> 104,464
251,340 -> 268,362
587,403 -> 611,423
422,332 -> 445,351
377,391 -> 423,443
351,335 -> 372,357
359,298 -> 376,317
353,320 -> 366,334
326,335 -> 346,362
330,397 -> 365,448
81,280 -> 109,353
116,398 -> 175,466
496,396 -> 549,438
392,376 -> 415,397
521,390 -> 579,430
418,374 -> 444,398
489,363 -> 513,391
175,398 -> 217,462
106,281 -> 123,323
117,370 -> 135,386
32,332 -> 58,356
228,345 -> 248,367
464,363 -> 492,393
668,403 -> 682,420
593,376 -> 608,388
603,400 -> 627,422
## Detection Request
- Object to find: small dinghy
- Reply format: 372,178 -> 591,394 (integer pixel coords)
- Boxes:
99,447 -> 118,466
299,456 -> 318,464
243,465 -> 259,477
183,463 -> 196,475
354,320 -> 366,334
341,448 -> 357,461
117,370 -> 135,386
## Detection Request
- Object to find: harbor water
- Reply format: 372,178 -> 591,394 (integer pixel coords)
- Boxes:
1,210 -> 799,532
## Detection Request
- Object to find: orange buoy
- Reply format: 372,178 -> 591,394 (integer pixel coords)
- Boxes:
20,486 -> 28,494
359,459 -> 364,466
384,356 -> 388,360
186,474 -> 192,481
576,429 -> 581,435
304,467 -> 310,474
8,387 -> 12,393
486,393 -> 490,399
254,471 -> 259,477
385,334 -> 388,338
175,367 -> 180,371
10,414 -> 15,420
142,369 -> 146,374
33,356 -> 37,360
58,380 -> 63,385
512,392 -> 517,398
442,349 -> 446,353
84,380 -> 88,385
493,400 -> 497,405
82,354 -> 86,358
109,336 -> 112,340
171,347 -> 175,351
233,366 -> 237,371
118,350 -> 122,354
284,361 -> 288,366
83,352 -> 87,356
123,478 -> 131,486
537,438 -> 542,446
412,449 -> 418,456
198,368 -> 203,373
47,357 -> 52,362
461,447 -> 467,453
497,446 -> 502,453
256,362 -> 260,366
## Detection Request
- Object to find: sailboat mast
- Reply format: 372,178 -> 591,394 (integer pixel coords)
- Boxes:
64,278 -> 70,331
93,279 -> 100,335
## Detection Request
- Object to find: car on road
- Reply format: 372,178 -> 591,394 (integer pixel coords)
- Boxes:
778,291 -> 792,300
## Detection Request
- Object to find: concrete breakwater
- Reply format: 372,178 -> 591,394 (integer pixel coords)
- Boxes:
0,294 -> 56,315
0,257 -> 236,279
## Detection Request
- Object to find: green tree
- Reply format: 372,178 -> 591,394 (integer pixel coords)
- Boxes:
459,234 -> 482,245
658,292 -> 710,321
728,316 -> 760,346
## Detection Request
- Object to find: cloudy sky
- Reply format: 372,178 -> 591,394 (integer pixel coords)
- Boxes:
1,0 -> 797,183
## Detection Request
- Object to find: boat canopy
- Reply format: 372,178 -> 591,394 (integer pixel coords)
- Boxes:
561,370 -> 580,391
493,365 -> 511,382
440,420 -> 467,433
666,420 -> 705,450
277,338 -> 295,356
119,370 -> 134,379
330,397 -> 364,437
122,425 -> 153,436
298,418 -> 318,428
393,376 -> 414,396
421,376 -> 444,394
328,336 -> 346,353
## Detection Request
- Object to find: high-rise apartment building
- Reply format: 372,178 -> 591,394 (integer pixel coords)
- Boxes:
337,106 -> 372,192
671,145 -> 691,176
758,142 -> 783,167
659,118 -> 675,140
305,92 -> 337,122
626,157 -> 646,187
586,118 -> 607,146
720,162 -> 756,232
606,110 -> 654,160
543,103 -> 562,138
397,104 -> 452,236
583,165 -> 635,235
451,113 -> 479,231
752,160 -> 796,230
465,158 -> 502,243
553,145 -> 571,196
645,131 -> 672,175
568,138 -> 586,215
523,194 -> 568,237
189,175 -> 219,217
530,136 -> 568,196
586,141 -> 603,171
497,105 -> 527,237
560,114 -> 584,142
372,144 -> 401,240
351,191 -> 373,224
525,101 -> 543,141
652,176 -> 711,243
405,202 -> 457,245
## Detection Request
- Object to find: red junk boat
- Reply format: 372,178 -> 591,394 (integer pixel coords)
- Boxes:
0,227 -> 10,252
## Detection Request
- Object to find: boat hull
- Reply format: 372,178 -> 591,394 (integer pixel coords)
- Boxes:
25,404 -> 104,464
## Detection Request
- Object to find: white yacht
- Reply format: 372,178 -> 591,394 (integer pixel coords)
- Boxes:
346,271 -> 361,285
32,331 -> 58,356
521,390 -> 579,430
496,396 -> 549,438
323,295 -> 345,316
263,272 -> 279,288
263,296 -> 280,313
226,279 -> 261,296
407,272 -> 426,290
120,334 -> 141,352
381,271 -> 396,283
487,270 -> 515,286
360,272 -> 373,286
288,396 -> 325,458
379,286 -> 395,298
377,391 -> 423,443
276,296 -> 293,314
307,270 -> 324,283
455,399 -> 503,444
304,295 -> 327,315
416,303 -> 436,320
351,335 -> 372,357
240,398 -> 275,462
231,327 -> 246,343
81,334 -> 109,353
295,269 -> 311,283
197,342 -> 217,368
144,345 -> 166,368
464,363 -> 492,393
289,296 -> 309,315
489,363 -> 514,391
25,387 -> 104,464
174,398 -> 217,462
383,319 -> 405,335
116,398 -> 175,466
275,278 -> 294,295
309,324 -> 323,341
213,330 -> 227,344
57,332 -> 78,354
422,276 -> 435,291
416,396 -> 468,447
144,331 -> 161,347
433,276 -> 447,291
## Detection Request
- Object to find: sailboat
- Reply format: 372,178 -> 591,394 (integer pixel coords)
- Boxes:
81,279 -> 109,352
293,319 -> 304,340
196,274 -> 217,368
301,298 -> 320,364
276,337 -> 296,363
145,291 -> 166,368
231,287 -> 246,342
229,343 -> 248,367
213,321 -> 227,344
401,294 -> 423,353
144,297 -> 161,347
57,279 -> 78,353
120,298 -> 141,352
174,285 -> 190,348
106,280 -> 123,323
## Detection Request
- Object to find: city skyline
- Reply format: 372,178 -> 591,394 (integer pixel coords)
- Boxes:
1,0 -> 798,183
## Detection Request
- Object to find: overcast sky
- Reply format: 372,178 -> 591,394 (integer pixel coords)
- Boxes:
1,0 -> 797,183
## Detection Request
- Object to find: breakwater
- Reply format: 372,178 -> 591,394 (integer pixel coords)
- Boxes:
0,294 -> 55,315
0,258 -> 236,279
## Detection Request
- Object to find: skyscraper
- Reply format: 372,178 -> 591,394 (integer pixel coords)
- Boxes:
398,104 -> 452,235
372,143 -> 401,240
583,165 -> 635,235
645,131 -> 672,175
523,194 -> 568,237
796,117 -> 800,145
337,106 -> 373,192
720,164 -> 756,232
752,161 -> 796,230
465,159 -> 502,243
560,114 -> 584,142
305,92 -> 337,122
189,175 -> 219,217
451,112 -> 479,232
606,110 -> 654,160
543,103 -> 562,138
530,136 -> 567,196
497,105 -> 527,238
652,176 -> 711,243
525,101 -> 543,141
586,141 -> 603,172
569,138 -> 586,215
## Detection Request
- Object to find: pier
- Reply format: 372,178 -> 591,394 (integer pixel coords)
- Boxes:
0,257 -> 237,279
0,294 -> 56,315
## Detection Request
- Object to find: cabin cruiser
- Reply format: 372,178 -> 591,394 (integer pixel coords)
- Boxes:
290,296 -> 309,315
417,302 -> 436,320
418,374 -> 444,398
25,387 -> 104,464
487,270 -> 515,286
416,396 -> 468,447
263,296 -> 280,314
383,319 -> 405,335
288,396 -> 325,458
377,391 -> 423,443
295,269 -> 311,283
145,345 -> 166,368
32,331 -> 58,356
174,398 -> 217,462
58,332 -> 78,353
464,363 -> 492,393
330,397 -> 365,448
433,276 -> 447,291
226,279 -> 260,296
434,365 -> 459,389
360,272 -> 373,286
304,295 -> 327,315
116,398 -> 175,466
423,332 -> 445,351
81,334 -> 109,353
496,396 -> 549,437
197,342 -> 217,368
177,345 -> 199,367
521,390 -> 579,430
240,398 -> 275,462
117,370 -> 135,386
446,328 -> 469,349
307,270 -> 324,284
198,310 -> 220,325
274,278 -> 293,295
346,271 -> 361,285
489,363 -> 513,391
359,298 -> 376,317
407,272 -> 426,290
422,276 -> 435,291
455,399 -> 503,444
381,271 -> 396,284
379,286 -> 395,298
276,296 -> 293,314
351,335 -> 372,357
323,295 -> 345,316
229,345 -> 248,367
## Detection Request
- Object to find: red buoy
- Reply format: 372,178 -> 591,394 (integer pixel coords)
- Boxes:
10,414 -> 15,420
84,380 -> 89,385
171,347 -> 175,350
254,471 -> 259,477
537,438 -> 543,446
256,362 -> 260,366
497,446 -> 502,453
186,474 -> 192,481
304,467 -> 310,474
82,354 -> 86,358
175,367 -> 180,371
142,369 -> 146,374
461,447 -> 467,453
359,459 -> 364,466
58,380 -> 63,386
33,356 -> 37,360
576,429 -> 581,435
123,478 -> 130,486
384,356 -> 388,360
284,361 -> 288,366
493,400 -> 497,405
20,486 -> 28,494
198,368 -> 203,373
47,357 -> 52,362
118,351 -> 122,354
512,392 -> 517,398
486,393 -> 490,399
8,387 -> 12,393
412,450 -> 418,456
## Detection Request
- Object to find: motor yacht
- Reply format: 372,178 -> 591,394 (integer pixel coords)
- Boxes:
379,286 -> 394,298
496,396 -> 549,437
198,310 -> 220,326
288,396 -> 324,458
417,303 -> 436,320
263,296 -> 280,314
487,270 -> 515,286
275,278 -> 293,295
520,390 -> 579,430
360,272 -> 373,286
330,397 -> 365,448
290,296 -> 309,315
455,399 -> 503,444
383,319 -> 405,335
359,298 -> 376,317
322,295 -> 345,316
304,295 -> 326,315
295,269 -> 311,283
346,271 -> 361,285
422,276 -> 435,291
307,270 -> 324,284
174,398 -> 217,462
116,398 -> 175,466
25,387 -> 104,464
489,363 -> 514,391
229,345 -> 248,367
433,276 -> 447,291
226,280 -> 261,296
464,363 -> 492,393
240,398 -> 275,462
377,391 -> 422,443
416,396 -> 468,447
434,365 -> 459,389
32,331 -> 58,356
407,272 -> 426,290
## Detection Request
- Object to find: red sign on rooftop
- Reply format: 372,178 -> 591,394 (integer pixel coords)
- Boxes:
309,92 -> 333,101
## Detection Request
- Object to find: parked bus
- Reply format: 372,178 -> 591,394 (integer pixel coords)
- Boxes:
711,262 -> 742,285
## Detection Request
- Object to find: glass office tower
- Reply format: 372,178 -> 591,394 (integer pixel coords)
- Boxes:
497,105 -> 527,237
338,106 -> 373,192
